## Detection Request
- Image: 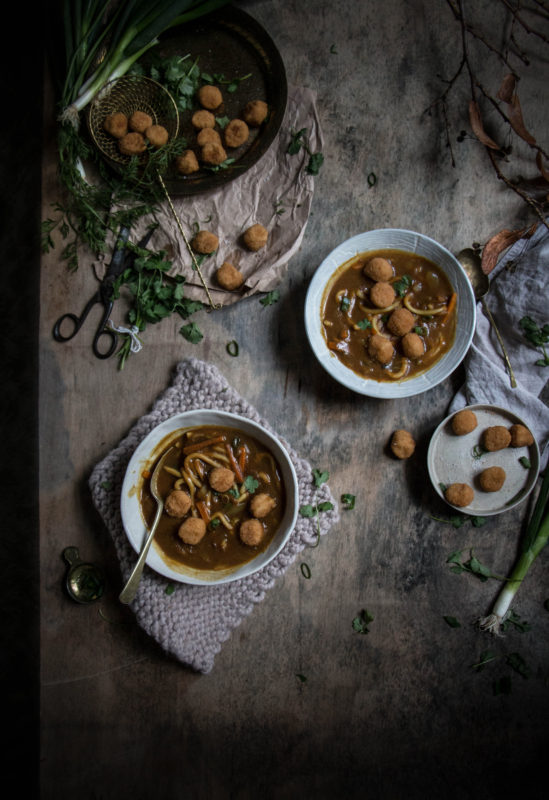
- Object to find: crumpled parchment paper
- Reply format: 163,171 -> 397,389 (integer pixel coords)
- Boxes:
97,85 -> 322,308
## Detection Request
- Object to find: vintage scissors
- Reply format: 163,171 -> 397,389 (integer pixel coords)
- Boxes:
53,226 -> 154,359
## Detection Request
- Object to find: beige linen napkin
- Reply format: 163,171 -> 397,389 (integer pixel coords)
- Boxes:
89,358 -> 339,673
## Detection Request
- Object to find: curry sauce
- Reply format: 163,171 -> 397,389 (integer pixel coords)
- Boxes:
321,249 -> 457,382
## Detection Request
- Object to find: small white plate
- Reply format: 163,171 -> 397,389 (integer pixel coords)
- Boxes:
304,228 -> 476,398
427,404 -> 540,516
120,410 -> 299,585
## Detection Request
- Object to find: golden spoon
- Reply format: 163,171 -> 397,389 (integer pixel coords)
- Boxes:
457,248 -> 517,389
119,446 -> 176,604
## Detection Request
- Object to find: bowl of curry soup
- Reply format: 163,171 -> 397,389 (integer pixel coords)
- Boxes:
120,410 -> 299,585
305,229 -> 476,398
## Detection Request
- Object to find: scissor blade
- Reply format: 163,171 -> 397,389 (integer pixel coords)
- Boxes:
104,226 -> 131,280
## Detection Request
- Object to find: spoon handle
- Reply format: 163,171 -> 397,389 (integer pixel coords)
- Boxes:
119,503 -> 164,604
482,298 -> 518,389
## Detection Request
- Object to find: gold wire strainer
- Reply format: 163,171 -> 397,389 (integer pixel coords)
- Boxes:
88,75 -> 221,309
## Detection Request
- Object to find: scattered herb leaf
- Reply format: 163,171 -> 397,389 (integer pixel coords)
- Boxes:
312,469 -> 329,488
330,44 -> 338,54
341,493 -> 356,510
306,152 -> 324,175
296,673 -> 308,682
260,290 -> 280,307
352,609 -> 374,634
340,296 -> 351,312
519,456 -> 531,469
243,475 -> 259,494
471,649 -> 497,671
180,322 -> 203,344
393,275 -> 412,297
506,652 -> 530,678
356,318 -> 372,330
443,615 -> 461,628
519,315 -> 549,366
501,609 -> 531,633
165,583 -> 175,596
100,481 -> 113,491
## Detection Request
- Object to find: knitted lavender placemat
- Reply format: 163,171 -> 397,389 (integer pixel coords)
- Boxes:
89,358 -> 339,673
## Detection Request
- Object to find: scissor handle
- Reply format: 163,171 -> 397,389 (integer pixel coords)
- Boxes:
91,299 -> 118,359
52,312 -> 84,342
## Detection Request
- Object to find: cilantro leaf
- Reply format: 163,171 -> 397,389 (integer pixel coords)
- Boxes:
260,290 -> 280,307
352,609 -> 374,634
312,469 -> 329,488
180,322 -> 203,344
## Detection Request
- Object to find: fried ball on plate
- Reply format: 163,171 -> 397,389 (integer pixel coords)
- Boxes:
128,110 -> 153,133
239,518 -> 265,546
178,517 -> 207,545
216,262 -> 244,291
363,256 -> 393,282
367,333 -> 394,365
243,223 -> 268,251
224,118 -> 249,148
242,99 -> 268,127
103,112 -> 128,138
118,132 -> 147,156
451,409 -> 478,435
198,84 -> 223,110
209,466 -> 235,492
509,423 -> 534,447
145,124 -> 169,148
201,141 -> 227,165
175,150 -> 199,175
249,493 -> 276,518
370,282 -> 396,309
444,483 -> 474,508
479,466 -> 506,492
482,426 -> 511,452
164,489 -> 192,518
387,307 -> 415,336
401,332 -> 424,359
197,127 -> 222,147
191,109 -> 216,129
191,230 -> 219,254
390,429 -> 416,459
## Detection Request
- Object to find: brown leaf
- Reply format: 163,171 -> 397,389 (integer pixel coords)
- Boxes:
481,224 -> 538,274
536,151 -> 549,183
468,101 -> 501,151
497,73 -> 516,103
506,92 -> 536,145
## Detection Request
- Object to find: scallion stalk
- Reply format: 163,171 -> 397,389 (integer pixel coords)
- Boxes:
478,464 -> 549,634
57,0 -> 228,126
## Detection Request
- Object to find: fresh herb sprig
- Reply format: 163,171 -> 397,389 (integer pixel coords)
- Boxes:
286,128 -> 324,175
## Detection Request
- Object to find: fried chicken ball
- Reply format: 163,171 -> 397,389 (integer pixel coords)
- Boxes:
387,307 -> 415,337
209,466 -> 235,493
197,84 -> 223,110
216,261 -> 244,291
118,132 -> 147,156
482,426 -> 511,452
451,409 -> 478,436
197,127 -> 221,147
479,466 -> 506,492
243,223 -> 268,251
367,333 -> 394,365
509,423 -> 534,448
249,492 -> 276,518
191,109 -> 216,129
128,110 -> 153,133
175,150 -> 200,175
224,118 -> 249,148
103,112 -> 128,139
145,124 -> 169,148
191,230 -> 219,254
401,332 -> 425,359
370,281 -> 396,309
390,429 -> 416,459
242,99 -> 268,127
239,518 -> 265,547
178,517 -> 207,545
201,141 -> 227,165
164,489 -> 192,518
363,256 -> 394,282
445,483 -> 474,508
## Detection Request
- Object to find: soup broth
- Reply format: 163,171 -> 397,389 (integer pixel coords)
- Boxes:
321,249 -> 457,382
140,425 -> 286,571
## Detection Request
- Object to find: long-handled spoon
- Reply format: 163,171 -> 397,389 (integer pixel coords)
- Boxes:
119,446 -> 175,604
457,248 -> 517,389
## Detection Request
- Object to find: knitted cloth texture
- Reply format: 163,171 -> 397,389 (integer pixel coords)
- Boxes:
89,358 -> 339,673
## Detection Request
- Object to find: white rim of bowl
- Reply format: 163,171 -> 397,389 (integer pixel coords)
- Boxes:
304,228 -> 476,398
120,409 -> 299,586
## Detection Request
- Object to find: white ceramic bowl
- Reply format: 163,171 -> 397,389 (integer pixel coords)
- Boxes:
428,404 -> 540,516
304,229 -> 476,398
120,410 -> 299,585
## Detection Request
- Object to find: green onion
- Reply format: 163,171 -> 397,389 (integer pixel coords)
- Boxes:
478,466 -> 549,635
57,0 -> 229,126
